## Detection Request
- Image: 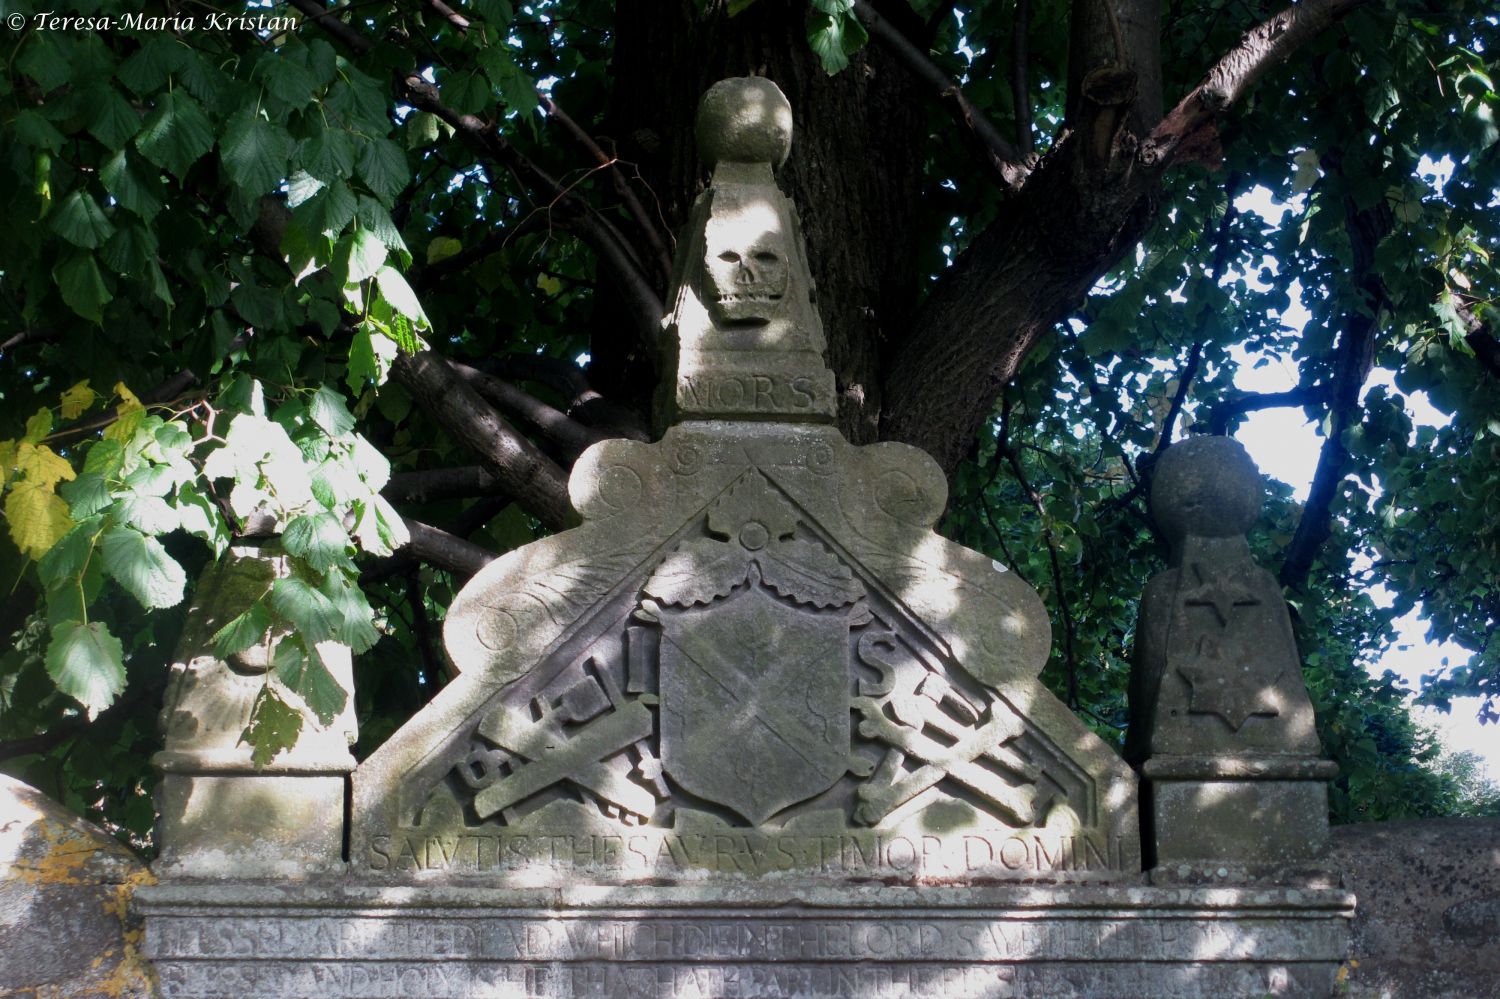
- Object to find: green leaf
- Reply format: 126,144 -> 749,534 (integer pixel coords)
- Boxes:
135,92 -> 215,179
728,0 -> 761,13
50,190 -> 116,249
300,127 -> 356,183
53,253 -> 112,323
14,110 -> 66,152
255,55 -> 317,109
212,600 -> 274,659
58,473 -> 112,520
241,687 -> 305,768
357,138 -> 410,204
100,149 -> 163,221
337,227 -> 387,285
17,37 -> 70,91
806,9 -> 868,75
427,236 -> 463,265
307,385 -> 357,438
101,526 -> 186,610
115,491 -> 177,534
270,576 -> 339,643
274,637 -> 347,725
295,180 -> 358,237
88,88 -> 141,149
374,266 -> 431,331
405,111 -> 442,149
282,512 -> 351,574
221,110 -> 295,196
37,519 -> 102,589
318,571 -> 380,653
45,621 -> 126,720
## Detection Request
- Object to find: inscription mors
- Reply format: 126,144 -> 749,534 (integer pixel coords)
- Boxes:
677,372 -> 827,413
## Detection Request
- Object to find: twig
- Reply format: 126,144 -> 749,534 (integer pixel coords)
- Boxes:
540,95 -> 674,285
851,0 -> 1029,188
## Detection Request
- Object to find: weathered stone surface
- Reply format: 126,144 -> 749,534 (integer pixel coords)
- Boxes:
1330,818 -> 1500,998
135,78 -> 1354,999
137,881 -> 1354,998
0,773 -> 158,997
352,78 -> 1138,885
153,541 -> 355,878
1128,436 -> 1337,869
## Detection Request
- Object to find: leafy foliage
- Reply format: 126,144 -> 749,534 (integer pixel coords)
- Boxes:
1,0 -> 1497,849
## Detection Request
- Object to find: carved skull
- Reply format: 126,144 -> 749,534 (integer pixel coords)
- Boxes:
702,209 -> 790,325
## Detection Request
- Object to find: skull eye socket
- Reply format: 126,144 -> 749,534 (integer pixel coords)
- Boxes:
752,251 -> 779,264
718,251 -> 741,264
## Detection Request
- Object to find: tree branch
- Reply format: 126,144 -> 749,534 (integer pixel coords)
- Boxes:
286,0 -> 374,55
485,353 -> 649,439
540,95 -> 674,286
1279,181 -> 1391,591
384,465 -> 507,504
998,434 -> 1080,709
402,517 -> 497,578
1141,0 -> 1370,168
1011,0 -> 1034,155
444,358 -> 611,459
1205,384 -> 1330,435
851,0 -> 1029,187
1457,298 -> 1500,382
1154,341 -> 1203,455
397,74 -> 664,342
423,0 -> 471,32
392,351 -> 574,530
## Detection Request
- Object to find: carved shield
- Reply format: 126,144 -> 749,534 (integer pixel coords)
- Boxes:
656,586 -> 851,824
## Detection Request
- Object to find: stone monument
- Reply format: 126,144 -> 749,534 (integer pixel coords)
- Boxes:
137,78 -> 1354,998
1126,436 -> 1340,876
153,540 -> 357,877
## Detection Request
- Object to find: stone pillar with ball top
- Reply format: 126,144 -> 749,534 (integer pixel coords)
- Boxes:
1127,436 -> 1339,879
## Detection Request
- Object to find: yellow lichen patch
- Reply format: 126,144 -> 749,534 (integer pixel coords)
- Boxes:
95,865 -> 161,998
10,823 -> 107,886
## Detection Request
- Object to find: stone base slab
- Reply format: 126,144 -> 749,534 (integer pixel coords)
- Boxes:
1147,778 -> 1331,867
137,882 -> 1353,999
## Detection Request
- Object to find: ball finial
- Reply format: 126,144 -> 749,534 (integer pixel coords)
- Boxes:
696,77 -> 793,168
1150,436 -> 1263,543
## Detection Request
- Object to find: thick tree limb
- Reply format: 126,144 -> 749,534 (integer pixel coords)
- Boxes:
484,353 -> 650,439
385,465 -> 506,504
402,517 -> 497,578
1279,184 -> 1391,591
1011,0 -> 1034,155
1205,384 -> 1329,435
445,358 -> 612,459
393,351 -> 574,530
286,0 -> 374,55
1457,299 -> 1500,382
1141,0 -> 1369,168
882,0 -> 1365,476
851,0 -> 1029,187
397,74 -> 664,343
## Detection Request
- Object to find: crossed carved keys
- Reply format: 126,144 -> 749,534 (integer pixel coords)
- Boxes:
851,632 -> 1037,827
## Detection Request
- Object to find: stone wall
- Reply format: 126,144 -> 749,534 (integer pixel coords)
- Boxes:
1331,818 -> 1500,999
0,773 -> 158,998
